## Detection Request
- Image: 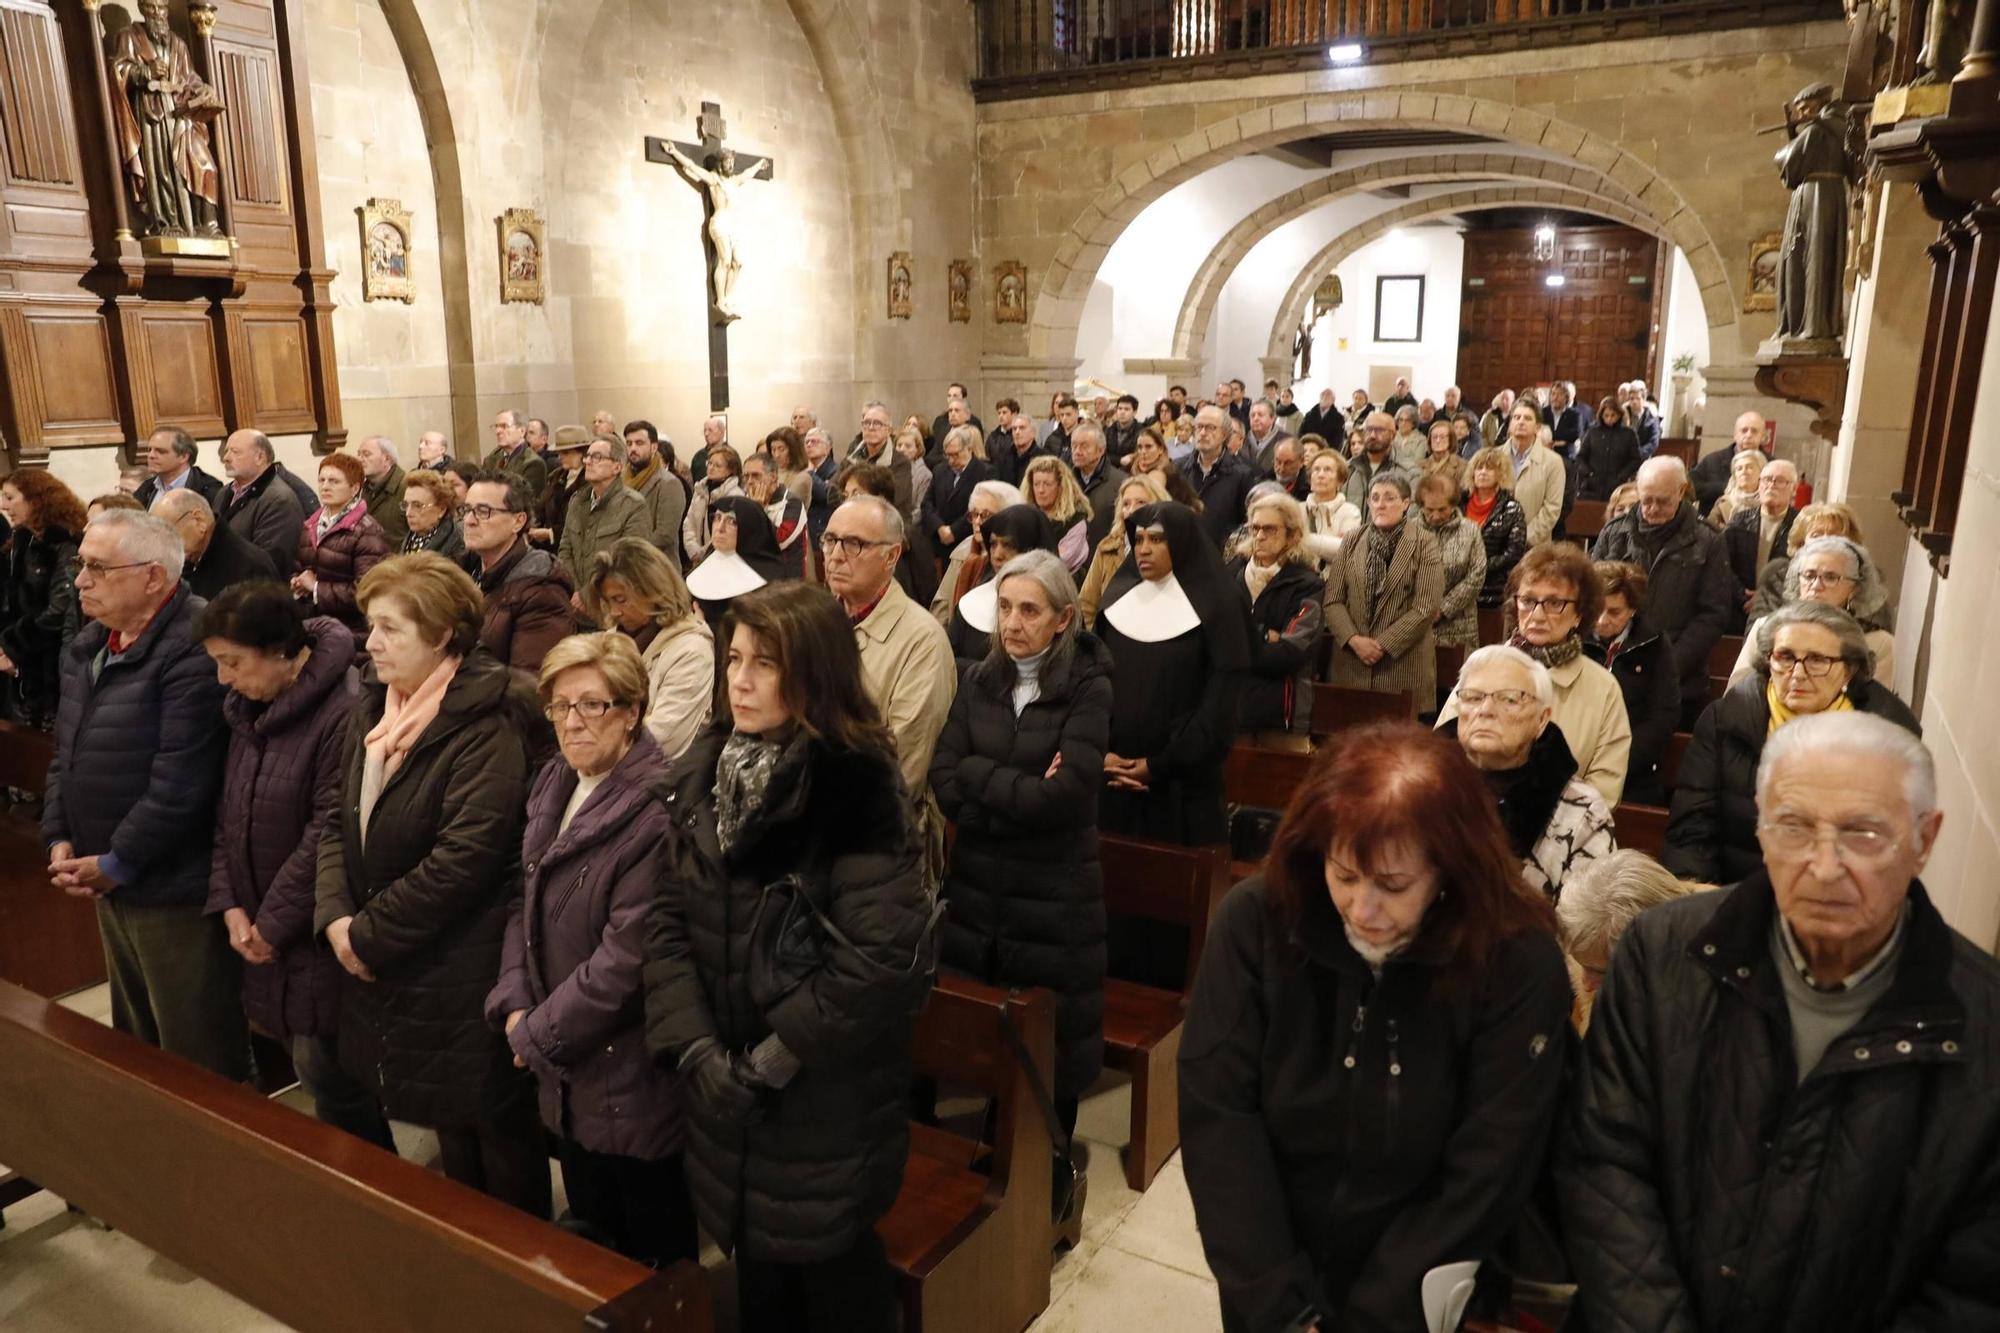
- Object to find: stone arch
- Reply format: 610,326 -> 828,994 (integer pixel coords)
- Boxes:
1260,185 -> 1665,364
1031,91 -> 1736,363
1172,151 -> 1640,360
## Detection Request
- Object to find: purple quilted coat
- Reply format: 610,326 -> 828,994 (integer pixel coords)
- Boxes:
205,617 -> 356,1041
485,727 -> 684,1160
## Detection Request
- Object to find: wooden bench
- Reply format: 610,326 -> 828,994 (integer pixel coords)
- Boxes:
887,977 -> 1057,1333
1613,803 -> 1671,858
1566,499 -> 1607,543
0,978 -> 710,1333
1434,643 -> 1467,712
1477,605 -> 1506,646
1309,683 -> 1416,736
0,720 -> 103,999
1225,742 -> 1317,812
1098,834 -> 1229,1192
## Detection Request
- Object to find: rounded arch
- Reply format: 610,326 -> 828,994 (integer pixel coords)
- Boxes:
1031,91 -> 1735,361
1261,185 -> 1666,364
1172,151 -> 1639,360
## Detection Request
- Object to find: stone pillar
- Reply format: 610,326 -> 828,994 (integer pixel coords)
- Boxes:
980,354 -> 1082,423
1257,355 -> 1293,394
1699,361 -> 1823,481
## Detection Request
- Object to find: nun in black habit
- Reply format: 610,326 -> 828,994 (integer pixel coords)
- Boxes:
946,504 -> 1061,668
1096,502 -> 1249,848
687,495 -> 786,707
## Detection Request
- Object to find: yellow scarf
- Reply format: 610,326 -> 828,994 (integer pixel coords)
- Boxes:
1766,679 -> 1854,736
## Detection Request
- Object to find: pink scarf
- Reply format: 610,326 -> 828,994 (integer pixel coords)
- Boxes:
360,655 -> 459,834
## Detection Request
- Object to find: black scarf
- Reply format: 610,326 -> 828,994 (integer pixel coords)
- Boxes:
1510,631 -> 1581,671
1448,720 -> 1579,859
715,729 -> 807,854
1365,519 -> 1404,616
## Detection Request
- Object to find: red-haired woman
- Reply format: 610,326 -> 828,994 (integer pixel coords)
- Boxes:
1179,721 -> 1572,1333
0,469 -> 86,726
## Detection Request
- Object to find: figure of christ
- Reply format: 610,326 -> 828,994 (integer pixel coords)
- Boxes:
663,142 -> 761,322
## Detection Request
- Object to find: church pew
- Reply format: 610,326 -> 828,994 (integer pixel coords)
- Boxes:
0,978 -> 710,1333
1477,605 -> 1506,646
1225,741 -> 1317,812
0,720 -> 104,999
1709,633 -> 1745,678
1435,643 -> 1467,712
1656,438 -> 1699,472
1310,683 -> 1417,735
1097,834 -> 1230,1191
1612,803 -> 1670,858
1566,499 -> 1607,543
887,976 -> 1056,1333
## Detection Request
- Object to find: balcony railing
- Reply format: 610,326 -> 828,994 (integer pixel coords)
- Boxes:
973,0 -> 1843,98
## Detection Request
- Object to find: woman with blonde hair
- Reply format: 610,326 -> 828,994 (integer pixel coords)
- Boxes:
581,537 -> 714,761
1556,849 -> 1704,1029
1079,472 -> 1167,626
1022,454 -> 1093,574
1464,445 -> 1528,609
895,422 -> 934,519
1227,489 -> 1324,745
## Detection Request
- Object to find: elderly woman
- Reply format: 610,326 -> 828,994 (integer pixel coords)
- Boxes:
1228,490 -> 1325,745
1097,501 -> 1248,847
1555,850 -> 1702,1031
582,537 -> 714,761
1663,600 -> 1920,884
931,478 -> 1025,624
1747,500 -> 1865,617
1728,534 -> 1894,689
315,552 -> 548,1217
399,469 -> 464,560
930,550 -> 1111,1224
1464,446 -> 1528,609
945,504 -> 1059,666
202,581 -> 391,1148
486,632 -> 692,1269
0,469 -> 84,726
1181,721 -> 1571,1333
1022,454 -> 1093,574
682,443 -> 743,566
1440,543 -> 1630,806
1705,448 -> 1768,531
1301,450 -> 1361,568
1576,396 -> 1642,501
1605,481 -> 1639,525
643,581 -> 932,1333
1322,472 -> 1444,712
1419,418 -> 1466,498
292,451 -> 390,643
1389,404 -> 1426,470
1416,472 -> 1485,654
1445,645 -> 1617,901
1586,561 -> 1681,806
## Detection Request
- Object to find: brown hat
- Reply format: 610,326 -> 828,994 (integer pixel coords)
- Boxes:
552,424 -> 591,451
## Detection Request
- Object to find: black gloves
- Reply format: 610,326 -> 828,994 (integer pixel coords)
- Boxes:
679,1037 -> 764,1122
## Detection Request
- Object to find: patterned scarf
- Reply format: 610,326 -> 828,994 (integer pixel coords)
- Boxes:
716,729 -> 793,854
1509,631 -> 1582,671
1365,519 -> 1403,617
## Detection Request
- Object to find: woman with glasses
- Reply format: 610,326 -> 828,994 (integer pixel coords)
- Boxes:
682,443 -> 743,567
398,470 -> 464,560
1663,599 -> 1918,885
1727,535 -> 1895,688
1418,418 -> 1466,499
486,631 -> 694,1269
292,451 -> 390,648
1322,473 -> 1444,715
1227,489 -> 1324,747
1301,451 -> 1361,569
582,538 -> 713,762
1746,501 -> 1866,617
643,581 -> 932,1333
316,552 -> 550,1217
1440,543 -> 1630,806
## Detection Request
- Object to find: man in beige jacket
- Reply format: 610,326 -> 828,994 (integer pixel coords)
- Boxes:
1502,398 -> 1567,548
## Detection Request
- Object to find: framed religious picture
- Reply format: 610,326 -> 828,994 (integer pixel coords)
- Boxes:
887,252 -> 914,319
360,198 -> 415,304
993,260 -> 1027,324
499,208 -> 546,304
1745,233 -> 1781,312
947,259 -> 972,323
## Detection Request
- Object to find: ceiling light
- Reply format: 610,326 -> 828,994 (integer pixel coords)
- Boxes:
1327,43 -> 1365,63
1544,274 -> 1567,288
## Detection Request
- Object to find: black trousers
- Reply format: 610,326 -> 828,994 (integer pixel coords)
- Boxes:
736,1228 -> 897,1333
554,1138 -> 699,1270
435,1087 -> 552,1220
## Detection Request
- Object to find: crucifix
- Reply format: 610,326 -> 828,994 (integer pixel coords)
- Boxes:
646,102 -> 773,412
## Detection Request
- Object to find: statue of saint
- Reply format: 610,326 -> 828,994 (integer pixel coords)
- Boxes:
663,142 -> 761,322
108,0 -> 224,238
1773,83 -> 1851,344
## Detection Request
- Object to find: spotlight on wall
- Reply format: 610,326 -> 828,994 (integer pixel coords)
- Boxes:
1543,274 -> 1567,288
1327,43 -> 1365,63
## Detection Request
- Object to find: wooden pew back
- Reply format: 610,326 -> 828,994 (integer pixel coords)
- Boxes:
1225,742 -> 1317,812
1099,834 -> 1229,987
0,722 -> 103,997
1613,803 -> 1670,858
0,979 -> 709,1333
1310,683 -> 1416,735
1566,499 -> 1607,543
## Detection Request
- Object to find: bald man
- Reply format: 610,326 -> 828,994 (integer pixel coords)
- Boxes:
1690,411 -> 1769,517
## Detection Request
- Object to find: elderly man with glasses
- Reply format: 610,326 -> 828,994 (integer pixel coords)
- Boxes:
1561,711 -> 2000,1333
458,473 -> 576,677
45,510 -> 248,1079
557,434 -> 648,586
1179,403 -> 1257,548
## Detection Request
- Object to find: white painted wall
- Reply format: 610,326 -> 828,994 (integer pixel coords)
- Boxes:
1657,246 -> 1711,429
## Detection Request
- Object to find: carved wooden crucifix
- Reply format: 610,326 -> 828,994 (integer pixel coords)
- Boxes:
646,102 -> 773,412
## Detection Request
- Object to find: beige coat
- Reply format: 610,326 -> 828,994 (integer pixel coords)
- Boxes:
854,578 -> 957,798
1078,528 -> 1126,628
1322,521 -> 1445,710
1510,442 -> 1566,547
639,616 -> 715,762
1438,651 -> 1632,806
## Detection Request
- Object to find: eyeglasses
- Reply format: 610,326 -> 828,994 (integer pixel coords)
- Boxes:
76,558 -> 157,579
1458,687 -> 1537,712
400,499 -> 437,511
1767,650 -> 1842,678
1514,595 -> 1576,616
585,452 -> 619,464
1757,817 -> 1901,864
1245,522 -> 1284,536
1796,570 -> 1855,590
821,534 -> 892,559
544,698 -> 625,722
457,504 -> 518,522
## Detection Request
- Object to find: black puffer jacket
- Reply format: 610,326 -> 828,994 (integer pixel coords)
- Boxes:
930,633 -> 1113,1098
1663,675 -> 1919,884
1181,878 -> 1572,1333
0,523 -> 79,723
1227,556 -> 1325,736
313,649 -> 537,1129
642,725 -> 933,1263
44,583 -> 225,908
1559,874 -> 2000,1333
1471,492 -> 1529,608
1585,615 -> 1681,807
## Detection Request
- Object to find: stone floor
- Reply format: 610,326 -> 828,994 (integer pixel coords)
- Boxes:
0,984 -> 1223,1333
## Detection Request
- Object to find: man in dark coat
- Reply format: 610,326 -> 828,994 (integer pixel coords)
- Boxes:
460,475 -> 578,679
1381,376 -> 1416,419
1103,394 -> 1143,461
1180,404 -> 1257,548
45,511 -> 245,1080
1560,712 -> 2000,1333
1690,410 -> 1771,515
1068,421 -> 1129,549
993,414 -> 1052,490
922,425 -> 995,550
151,487 -> 276,603
217,428 -> 306,578
1298,388 -> 1346,455
1723,456 -> 1800,616
133,425 -> 226,509
482,407 -> 549,497
356,435 -> 409,547
1592,456 -> 1736,728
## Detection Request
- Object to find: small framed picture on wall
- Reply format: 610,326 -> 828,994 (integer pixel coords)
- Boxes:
1374,274 -> 1425,343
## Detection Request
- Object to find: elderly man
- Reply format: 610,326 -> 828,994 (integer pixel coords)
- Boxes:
1724,457 -> 1801,611
355,435 -> 408,546
1382,375 -> 1416,418
741,452 -> 810,580
45,511 -> 245,1079
925,424 -> 995,549
1298,387 -> 1346,454
804,426 -> 838,547
1246,398 -> 1293,473
844,400 -> 934,600
1342,411 -> 1412,509
622,418 -> 687,564
215,428 -> 306,578
1478,388 -> 1518,453
483,408 -> 549,496
1069,420 -> 1128,547
790,404 -> 817,438
1446,645 -> 1616,900
133,426 -> 226,508
1560,712 -> 2000,1331
151,489 -> 274,601
460,474 -> 575,676
1692,410 -> 1769,516
1181,403 -> 1257,548
588,408 -> 616,440
690,414 -> 726,480
823,496 -> 955,876
557,434 -> 648,586
1593,455 -> 1736,727
929,383 -> 983,459
1268,438 -> 1309,501
414,430 -> 453,474
994,412 -> 1050,489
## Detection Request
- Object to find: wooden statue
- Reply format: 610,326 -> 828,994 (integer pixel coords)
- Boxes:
108,0 -> 224,238
1774,83 -> 1851,344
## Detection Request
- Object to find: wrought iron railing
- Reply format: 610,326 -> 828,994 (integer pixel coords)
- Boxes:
973,0 -> 1843,97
